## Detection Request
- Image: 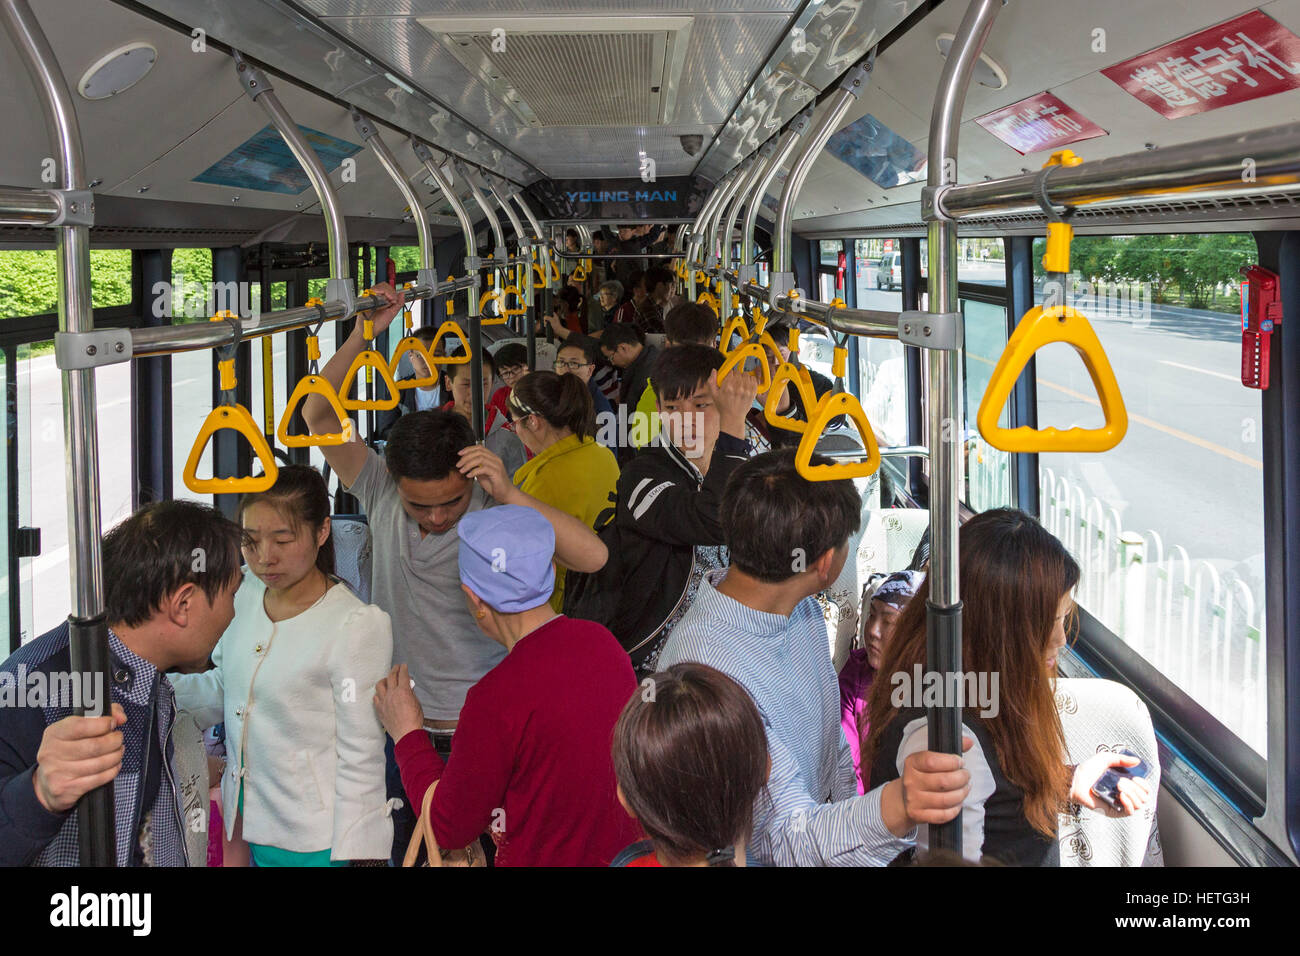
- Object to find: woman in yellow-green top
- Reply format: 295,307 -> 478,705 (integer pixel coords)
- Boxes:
508,371 -> 620,612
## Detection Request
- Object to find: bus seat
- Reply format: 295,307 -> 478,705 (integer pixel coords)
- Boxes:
819,473 -> 882,671
171,708 -> 212,867
331,514 -> 372,604
1054,677 -> 1163,867
856,507 -> 929,582
644,333 -> 667,351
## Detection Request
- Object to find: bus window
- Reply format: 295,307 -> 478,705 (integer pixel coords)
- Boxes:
1032,233 -> 1265,757
169,249 -> 214,504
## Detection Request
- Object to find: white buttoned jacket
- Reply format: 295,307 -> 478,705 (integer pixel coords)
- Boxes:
172,575 -> 394,861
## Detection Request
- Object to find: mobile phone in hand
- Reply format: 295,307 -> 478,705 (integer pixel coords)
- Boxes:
1090,749 -> 1149,811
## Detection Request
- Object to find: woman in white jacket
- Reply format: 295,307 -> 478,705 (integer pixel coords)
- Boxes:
172,465 -> 394,866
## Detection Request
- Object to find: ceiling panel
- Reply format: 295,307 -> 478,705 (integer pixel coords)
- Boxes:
301,1 -> 800,15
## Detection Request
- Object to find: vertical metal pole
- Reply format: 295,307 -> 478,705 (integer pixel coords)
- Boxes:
133,249 -> 173,508
511,191 -> 545,368
901,238 -> 925,496
922,0 -> 1003,857
1,0 -> 114,865
1006,234 -> 1039,515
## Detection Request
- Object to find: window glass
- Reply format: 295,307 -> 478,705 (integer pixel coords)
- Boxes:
961,298 -> 1012,511
1032,233 -> 1265,755
853,238 -> 907,451
0,249 -> 134,317
819,239 -> 841,266
170,250 -> 214,501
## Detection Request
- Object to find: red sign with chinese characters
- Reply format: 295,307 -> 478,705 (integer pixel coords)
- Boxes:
975,92 -> 1108,156
1102,10 -> 1300,119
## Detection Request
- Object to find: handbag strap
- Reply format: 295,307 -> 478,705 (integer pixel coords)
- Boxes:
401,780 -> 446,867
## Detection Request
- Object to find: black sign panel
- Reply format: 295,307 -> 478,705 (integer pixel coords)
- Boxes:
525,176 -> 710,221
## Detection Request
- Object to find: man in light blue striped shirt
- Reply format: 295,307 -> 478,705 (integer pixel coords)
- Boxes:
657,450 -> 971,866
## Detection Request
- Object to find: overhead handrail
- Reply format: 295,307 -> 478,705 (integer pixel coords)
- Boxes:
339,301 -> 400,411
794,342 -> 881,481
389,283 -> 439,389
978,156 -> 1127,453
277,299 -> 354,447
184,314 -> 279,493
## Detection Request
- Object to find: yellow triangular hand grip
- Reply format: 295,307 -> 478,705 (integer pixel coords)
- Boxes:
501,286 -> 527,317
720,316 -> 750,354
977,304 -> 1127,453
184,404 -> 279,494
340,350 -> 400,410
765,361 -> 819,434
389,335 -> 439,388
277,376 -> 355,447
430,321 -> 470,363
478,289 -> 506,325
717,341 -> 772,395
532,262 -> 548,289
794,391 -> 881,481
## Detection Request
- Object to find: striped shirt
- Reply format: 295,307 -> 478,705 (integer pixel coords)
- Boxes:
657,570 -> 915,866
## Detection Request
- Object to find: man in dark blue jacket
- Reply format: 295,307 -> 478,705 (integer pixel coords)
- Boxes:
0,500 -> 242,866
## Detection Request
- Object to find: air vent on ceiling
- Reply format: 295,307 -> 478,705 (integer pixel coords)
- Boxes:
418,17 -> 692,128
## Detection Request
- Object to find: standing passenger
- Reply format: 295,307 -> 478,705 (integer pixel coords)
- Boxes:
442,349 -> 528,479
300,282 -> 609,861
657,450 -> 972,866
610,663 -> 769,867
508,371 -> 620,611
171,465 -> 394,866
373,505 -> 641,866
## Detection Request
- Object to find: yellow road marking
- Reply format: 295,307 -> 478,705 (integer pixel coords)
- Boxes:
967,352 -> 1262,471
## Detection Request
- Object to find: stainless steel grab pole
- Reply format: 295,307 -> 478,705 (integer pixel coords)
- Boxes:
1,0 -> 114,866
923,0 -> 1004,858
940,120 -> 1300,219
416,144 -> 485,440
0,183 -> 62,223
772,56 -> 872,301
353,112 -> 438,299
235,54 -> 353,312
685,172 -> 738,299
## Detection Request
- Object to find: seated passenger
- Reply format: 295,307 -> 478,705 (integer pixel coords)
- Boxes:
610,662 -> 769,867
631,302 -> 721,450
838,570 -> 924,795
508,371 -> 620,612
571,345 -> 755,674
865,507 -> 1152,866
555,334 -> 615,433
373,505 -> 641,866
0,500 -> 243,866
301,281 -> 609,862
171,465 -> 394,866
375,324 -> 446,442
657,449 -> 971,866
492,342 -> 529,390
646,264 -> 682,317
597,280 -> 634,328
746,323 -> 837,449
442,348 -> 527,478
542,285 -> 588,338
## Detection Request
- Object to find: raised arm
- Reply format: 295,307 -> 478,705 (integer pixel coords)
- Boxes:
457,445 -> 608,574
302,282 -> 404,489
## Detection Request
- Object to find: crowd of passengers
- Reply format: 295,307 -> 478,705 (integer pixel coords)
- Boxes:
0,277 -> 1149,868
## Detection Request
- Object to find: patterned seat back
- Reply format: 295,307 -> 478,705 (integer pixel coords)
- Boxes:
1055,677 -> 1163,866
331,515 -> 372,604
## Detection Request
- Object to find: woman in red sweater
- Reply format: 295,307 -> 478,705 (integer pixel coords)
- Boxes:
373,503 -> 641,866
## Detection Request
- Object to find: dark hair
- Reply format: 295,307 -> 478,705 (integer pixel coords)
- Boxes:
412,325 -> 439,346
721,449 -> 861,583
664,302 -> 718,346
652,343 -> 724,402
766,323 -> 792,349
444,346 -> 496,379
866,507 -> 1079,838
493,342 -> 528,370
565,227 -> 579,242
559,333 -> 600,365
385,409 -> 476,482
626,268 -> 646,295
510,370 -> 596,441
557,285 -> 583,312
102,500 -> 243,628
644,265 -> 674,293
237,464 -> 335,577
612,663 -> 768,867
600,322 -> 645,351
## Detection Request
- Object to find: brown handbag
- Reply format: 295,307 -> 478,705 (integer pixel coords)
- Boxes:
401,780 -> 487,868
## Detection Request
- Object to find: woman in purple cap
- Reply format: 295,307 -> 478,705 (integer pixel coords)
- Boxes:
838,570 -> 924,795
372,504 -> 644,866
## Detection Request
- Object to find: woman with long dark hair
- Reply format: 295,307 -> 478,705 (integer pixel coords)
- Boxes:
172,465 -> 394,866
610,662 -> 769,867
865,508 -> 1150,865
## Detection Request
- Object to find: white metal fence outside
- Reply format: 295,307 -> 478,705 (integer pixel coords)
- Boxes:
963,439 -> 1266,754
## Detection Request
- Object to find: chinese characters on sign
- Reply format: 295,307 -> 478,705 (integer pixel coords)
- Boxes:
1101,10 -> 1300,119
975,92 -> 1107,155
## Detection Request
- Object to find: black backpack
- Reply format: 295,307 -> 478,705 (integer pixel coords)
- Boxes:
561,500 -> 623,627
